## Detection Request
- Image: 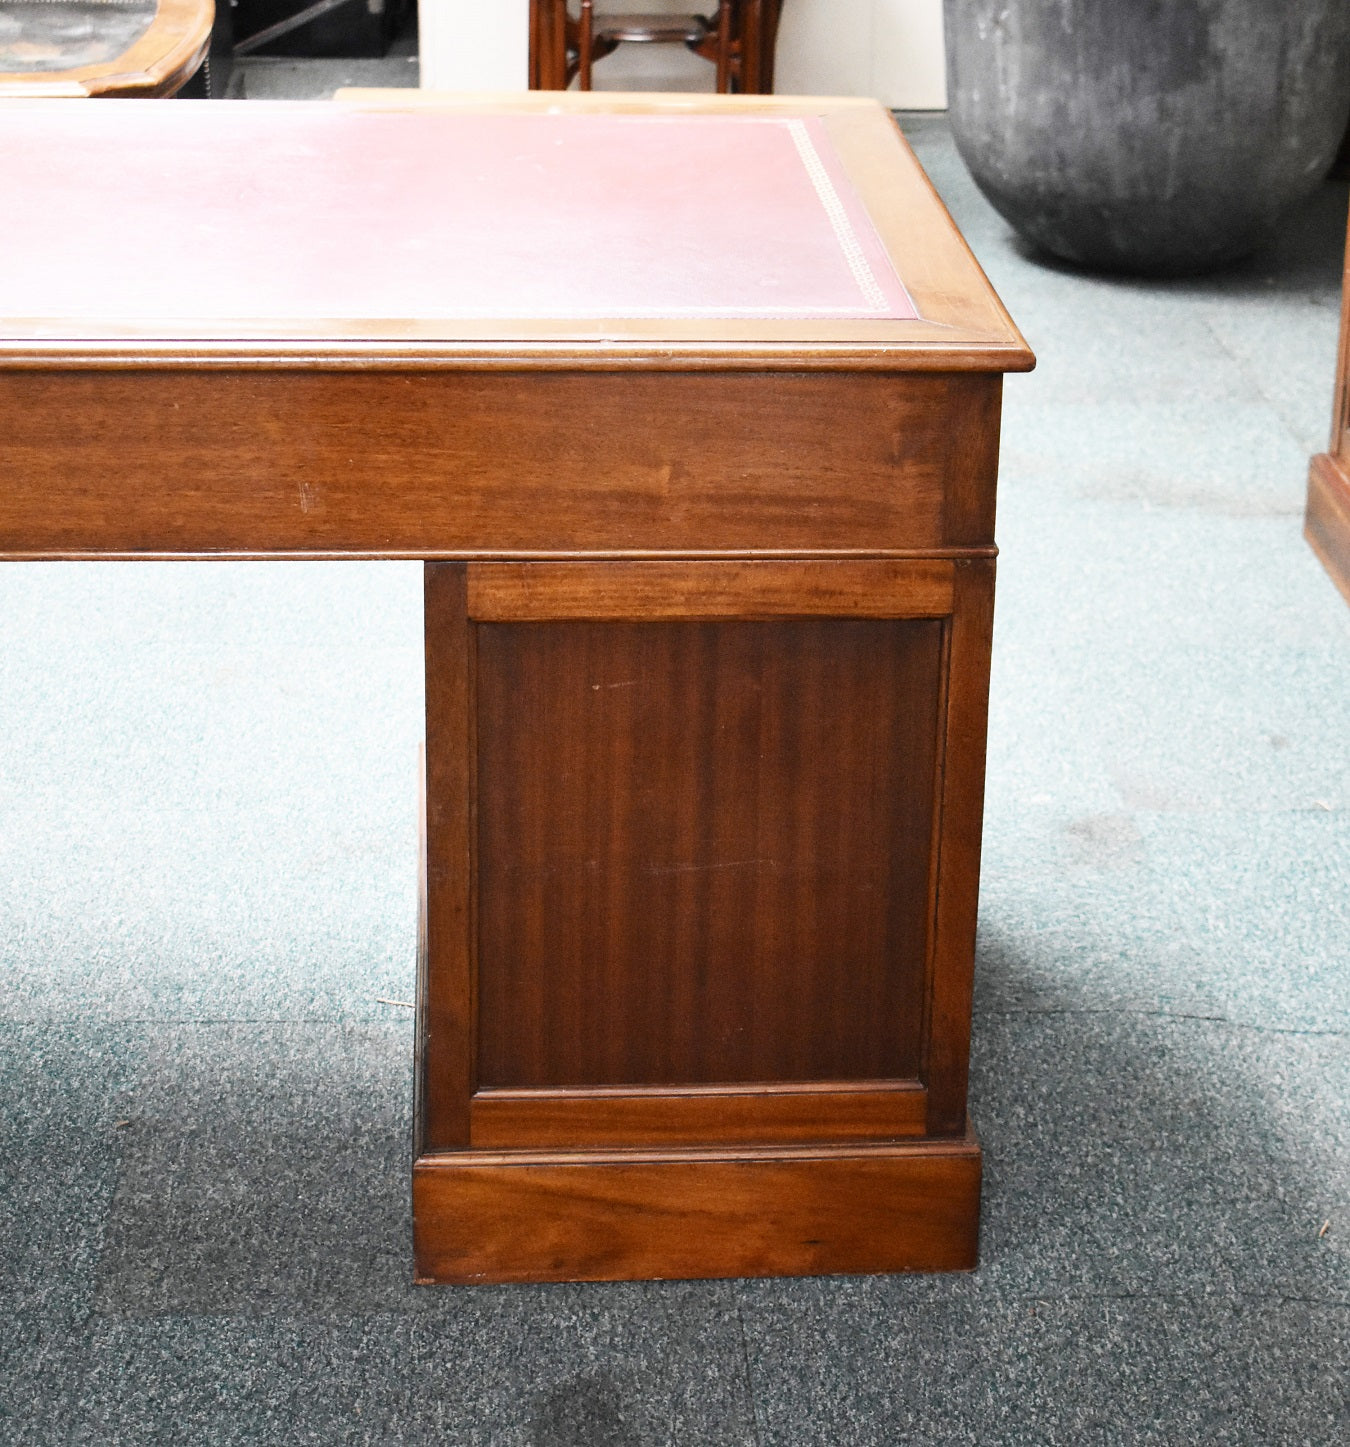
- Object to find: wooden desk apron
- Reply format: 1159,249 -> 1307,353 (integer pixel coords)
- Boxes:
0,92 -> 1033,1284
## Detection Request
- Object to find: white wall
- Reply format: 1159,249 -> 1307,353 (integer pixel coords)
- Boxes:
779,0 -> 947,110
419,0 -> 531,91
418,0 -> 947,108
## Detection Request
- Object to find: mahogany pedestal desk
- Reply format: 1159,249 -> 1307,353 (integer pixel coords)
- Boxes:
1307,201 -> 1350,604
0,91 -> 1033,1283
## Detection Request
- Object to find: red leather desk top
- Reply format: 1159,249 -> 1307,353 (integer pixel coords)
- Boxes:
0,102 -> 915,335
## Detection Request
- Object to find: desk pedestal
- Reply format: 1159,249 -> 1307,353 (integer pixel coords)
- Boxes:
414,554 -> 993,1282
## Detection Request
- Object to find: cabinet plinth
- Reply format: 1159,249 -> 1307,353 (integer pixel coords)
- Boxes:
417,545 -> 1002,1280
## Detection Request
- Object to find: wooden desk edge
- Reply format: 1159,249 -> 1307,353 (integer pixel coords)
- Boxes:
0,340 -> 1036,371
0,0 -> 213,98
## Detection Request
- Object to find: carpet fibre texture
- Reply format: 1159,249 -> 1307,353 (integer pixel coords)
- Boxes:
1,108 -> 1348,1443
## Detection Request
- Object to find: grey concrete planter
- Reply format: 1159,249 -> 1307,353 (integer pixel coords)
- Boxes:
945,0 -> 1350,275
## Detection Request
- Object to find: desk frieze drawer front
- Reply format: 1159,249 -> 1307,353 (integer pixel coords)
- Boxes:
417,556 -> 993,1280
0,370 -> 1000,557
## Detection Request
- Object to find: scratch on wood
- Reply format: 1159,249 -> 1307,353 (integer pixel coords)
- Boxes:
642,859 -> 773,875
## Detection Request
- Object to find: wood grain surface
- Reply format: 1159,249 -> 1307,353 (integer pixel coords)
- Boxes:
466,558 -> 957,621
422,566 -> 475,1147
473,614 -> 943,1088
469,1081 -> 928,1149
0,370 -> 1002,559
919,558 -> 994,1133
413,1134 -> 982,1282
1306,451 -> 1350,606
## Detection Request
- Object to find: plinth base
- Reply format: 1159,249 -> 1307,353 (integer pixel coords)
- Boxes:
1307,451 -> 1350,606
412,1134 -> 981,1284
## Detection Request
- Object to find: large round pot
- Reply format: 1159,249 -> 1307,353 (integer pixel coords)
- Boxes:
944,0 -> 1350,275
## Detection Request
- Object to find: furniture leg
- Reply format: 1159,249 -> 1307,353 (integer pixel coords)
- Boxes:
715,0 -> 732,93
738,0 -> 762,93
578,0 -> 594,90
757,0 -> 782,93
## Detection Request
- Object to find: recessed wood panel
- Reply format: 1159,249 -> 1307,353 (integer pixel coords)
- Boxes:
474,616 -> 944,1088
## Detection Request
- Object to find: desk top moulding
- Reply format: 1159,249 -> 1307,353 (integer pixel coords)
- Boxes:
0,0 -> 213,98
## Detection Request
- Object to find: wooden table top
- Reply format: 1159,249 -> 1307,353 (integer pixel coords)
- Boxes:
0,90 -> 1033,373
0,0 -> 212,98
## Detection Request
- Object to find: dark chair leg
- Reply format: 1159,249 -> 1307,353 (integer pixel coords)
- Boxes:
530,0 -> 569,90
757,0 -> 782,93
529,0 -> 542,88
715,0 -> 732,92
739,0 -> 762,94
578,0 -> 595,90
